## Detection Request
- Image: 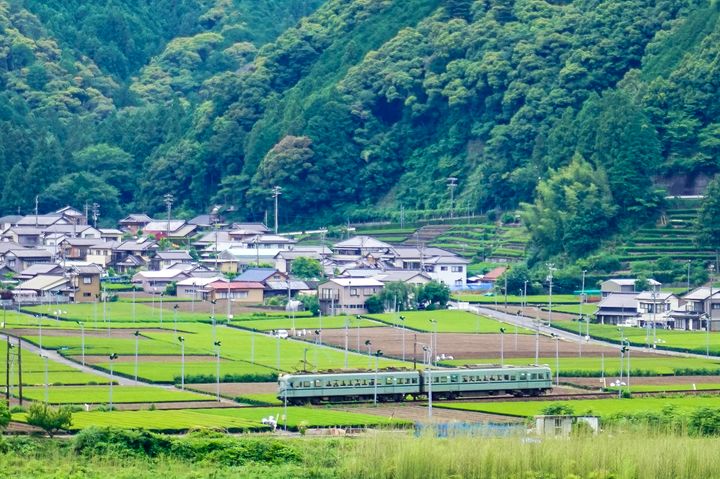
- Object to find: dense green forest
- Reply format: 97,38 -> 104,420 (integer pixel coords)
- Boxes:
1,0 -> 719,257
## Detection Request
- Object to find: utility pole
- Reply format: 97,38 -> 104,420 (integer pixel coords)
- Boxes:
546,263 -> 556,325
447,177 -> 458,218
214,341 -> 222,401
91,203 -> 100,229
17,338 -> 22,406
580,269 -> 587,357
35,195 -> 39,227
163,193 -> 174,239
272,186 -> 282,234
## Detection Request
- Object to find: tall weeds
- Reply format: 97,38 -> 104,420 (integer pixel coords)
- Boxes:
343,431 -> 720,479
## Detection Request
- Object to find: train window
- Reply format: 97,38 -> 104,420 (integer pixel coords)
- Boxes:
519,373 -> 526,380
412,378 -> 418,384
531,374 -> 537,380
450,375 -> 458,383
303,381 -> 310,388
369,379 -> 375,386
433,377 -> 439,383
504,375 -> 510,381
386,378 -> 393,385
332,381 -> 339,387
462,376 -> 468,383
315,380 -> 322,387
440,377 -> 448,383
362,379 -> 368,386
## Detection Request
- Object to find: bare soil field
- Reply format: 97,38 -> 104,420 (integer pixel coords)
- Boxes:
313,327 -> 661,361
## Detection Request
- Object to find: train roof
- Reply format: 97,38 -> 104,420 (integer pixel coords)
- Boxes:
446,364 -> 550,369
283,367 -> 415,376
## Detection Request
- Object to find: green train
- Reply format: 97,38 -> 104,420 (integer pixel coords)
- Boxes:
277,365 -> 552,405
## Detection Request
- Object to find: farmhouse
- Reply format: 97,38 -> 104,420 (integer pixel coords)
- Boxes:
203,280 -> 265,304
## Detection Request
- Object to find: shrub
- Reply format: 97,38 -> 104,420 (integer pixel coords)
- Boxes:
541,403 -> 575,415
74,427 -> 171,457
26,403 -> 72,437
0,401 -> 9,430
688,408 -> 720,436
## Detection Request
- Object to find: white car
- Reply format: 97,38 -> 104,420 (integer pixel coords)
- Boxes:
273,329 -> 289,339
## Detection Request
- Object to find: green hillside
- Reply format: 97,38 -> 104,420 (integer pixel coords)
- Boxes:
1,0 -> 719,266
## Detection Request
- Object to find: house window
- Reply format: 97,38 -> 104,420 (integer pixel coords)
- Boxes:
364,288 -> 375,295
440,266 -> 448,271
233,291 -> 248,298
451,266 -> 463,273
83,292 -> 92,297
350,288 -> 359,296
83,277 -> 92,284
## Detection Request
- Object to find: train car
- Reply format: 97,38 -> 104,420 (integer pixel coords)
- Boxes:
421,365 -> 552,399
278,369 -> 421,405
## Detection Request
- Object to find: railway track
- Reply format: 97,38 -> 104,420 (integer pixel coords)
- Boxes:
287,388 -> 720,407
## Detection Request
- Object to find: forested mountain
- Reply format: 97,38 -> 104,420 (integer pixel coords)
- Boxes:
1,0 -> 719,259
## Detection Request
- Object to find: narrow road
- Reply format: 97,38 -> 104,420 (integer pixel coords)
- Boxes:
0,332 -> 236,405
460,303 -> 719,361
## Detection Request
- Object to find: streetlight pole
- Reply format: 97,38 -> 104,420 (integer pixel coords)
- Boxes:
499,328 -> 506,366
546,263 -> 556,325
36,315 -> 43,352
580,269 -> 586,357
132,286 -> 136,324
708,265 -> 714,358
423,345 -> 433,420
43,354 -> 49,403
399,315 -> 406,361
373,350 -> 383,406
178,336 -> 185,390
555,333 -> 560,385
77,321 -> 85,366
344,317 -> 349,368
447,177 -> 458,218
214,341 -> 222,401
133,330 -> 140,384
191,282 -> 196,312
365,340 -> 372,369
272,186 -> 282,234
109,353 -> 118,410
429,319 -> 438,366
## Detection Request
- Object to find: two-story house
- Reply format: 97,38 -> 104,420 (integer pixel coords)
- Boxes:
318,278 -> 384,315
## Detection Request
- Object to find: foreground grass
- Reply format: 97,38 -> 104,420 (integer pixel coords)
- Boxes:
345,433 -> 720,479
3,431 -> 720,478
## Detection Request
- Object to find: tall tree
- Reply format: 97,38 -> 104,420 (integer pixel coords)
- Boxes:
522,154 -> 617,259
